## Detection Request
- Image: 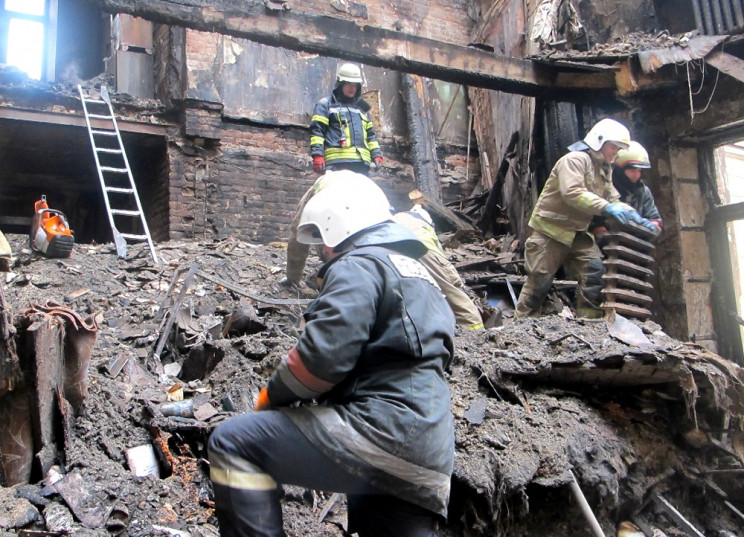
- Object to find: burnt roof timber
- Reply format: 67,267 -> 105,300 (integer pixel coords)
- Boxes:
0,107 -> 171,136
83,0 -> 617,100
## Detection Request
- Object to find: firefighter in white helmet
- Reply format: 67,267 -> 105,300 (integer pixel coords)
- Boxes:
309,62 -> 383,176
209,175 -> 455,537
515,118 -> 657,318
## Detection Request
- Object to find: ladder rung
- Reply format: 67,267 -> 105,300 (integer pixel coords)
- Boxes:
96,148 -> 122,154
120,233 -> 147,241
88,113 -> 112,120
111,209 -> 142,217
91,130 -> 117,136
84,99 -> 106,105
100,166 -> 128,173
105,187 -> 134,194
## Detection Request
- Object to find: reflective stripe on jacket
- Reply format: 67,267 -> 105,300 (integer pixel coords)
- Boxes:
529,149 -> 619,246
310,92 -> 382,166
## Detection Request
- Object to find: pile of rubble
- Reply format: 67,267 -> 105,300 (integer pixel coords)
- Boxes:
0,233 -> 743,537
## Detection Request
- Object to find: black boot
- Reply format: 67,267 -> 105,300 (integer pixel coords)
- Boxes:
212,482 -> 286,537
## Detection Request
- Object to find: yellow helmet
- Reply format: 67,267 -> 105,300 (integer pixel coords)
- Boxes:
615,141 -> 651,169
337,63 -> 363,85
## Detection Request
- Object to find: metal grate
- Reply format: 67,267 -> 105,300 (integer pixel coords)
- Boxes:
692,0 -> 744,34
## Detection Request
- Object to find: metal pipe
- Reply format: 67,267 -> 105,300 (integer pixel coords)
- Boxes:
569,471 -> 606,537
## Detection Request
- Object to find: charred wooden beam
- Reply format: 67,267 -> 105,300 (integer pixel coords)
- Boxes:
82,0 -> 617,99
402,74 -> 441,203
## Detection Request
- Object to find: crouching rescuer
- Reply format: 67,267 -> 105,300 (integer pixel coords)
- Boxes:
208,175 -> 456,537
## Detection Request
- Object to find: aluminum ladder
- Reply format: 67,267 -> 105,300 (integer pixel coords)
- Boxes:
78,84 -> 159,264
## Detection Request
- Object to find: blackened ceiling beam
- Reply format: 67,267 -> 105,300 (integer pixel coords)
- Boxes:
83,0 -> 617,99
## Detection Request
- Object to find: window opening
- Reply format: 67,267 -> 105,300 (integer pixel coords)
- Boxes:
5,0 -> 45,16
715,141 -> 744,351
2,0 -> 53,80
6,18 -> 44,80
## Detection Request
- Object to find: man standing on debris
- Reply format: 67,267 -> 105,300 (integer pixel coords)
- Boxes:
309,62 -> 383,176
209,176 -> 456,537
393,202 -> 484,330
515,118 -> 658,318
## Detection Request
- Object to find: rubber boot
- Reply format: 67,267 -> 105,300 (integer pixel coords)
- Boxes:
212,482 -> 286,537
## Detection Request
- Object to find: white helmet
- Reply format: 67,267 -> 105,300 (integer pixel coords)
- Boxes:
297,172 -> 392,247
569,118 -> 631,152
583,118 -> 630,151
337,63 -> 363,85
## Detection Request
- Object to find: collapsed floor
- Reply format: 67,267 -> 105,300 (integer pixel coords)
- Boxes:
0,233 -> 743,537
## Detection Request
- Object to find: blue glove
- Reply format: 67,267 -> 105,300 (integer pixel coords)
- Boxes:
603,203 -> 640,226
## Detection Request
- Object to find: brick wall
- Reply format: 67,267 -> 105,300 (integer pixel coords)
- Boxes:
166,122 -> 478,243
167,0 -> 479,243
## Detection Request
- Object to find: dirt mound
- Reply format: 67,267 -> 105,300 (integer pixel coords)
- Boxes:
1,234 -> 743,536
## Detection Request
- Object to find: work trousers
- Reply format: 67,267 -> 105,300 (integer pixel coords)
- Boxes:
208,410 -> 439,537
286,162 -> 370,284
285,186 -> 315,284
418,249 -> 483,329
515,230 -> 602,317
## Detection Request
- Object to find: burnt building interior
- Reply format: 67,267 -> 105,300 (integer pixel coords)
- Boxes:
0,0 -> 735,360
3,0 -> 744,535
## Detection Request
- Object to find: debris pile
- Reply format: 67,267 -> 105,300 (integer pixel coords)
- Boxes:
0,233 -> 743,537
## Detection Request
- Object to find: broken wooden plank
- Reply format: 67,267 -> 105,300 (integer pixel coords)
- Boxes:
724,500 -> 744,523
195,270 -> 311,306
705,50 -> 744,84
83,0 -> 617,98
152,263 -> 199,363
653,494 -> 704,537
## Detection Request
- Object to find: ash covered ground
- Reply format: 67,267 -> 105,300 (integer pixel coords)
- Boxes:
1,233 -> 743,537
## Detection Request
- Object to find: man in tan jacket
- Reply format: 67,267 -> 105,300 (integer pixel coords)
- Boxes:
393,205 -> 483,330
515,118 -> 656,318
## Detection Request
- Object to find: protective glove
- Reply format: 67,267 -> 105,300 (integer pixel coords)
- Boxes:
312,155 -> 325,174
603,203 -> 642,226
649,220 -> 662,231
255,386 -> 270,411
591,226 -> 608,238
373,156 -> 383,169
639,218 -> 661,235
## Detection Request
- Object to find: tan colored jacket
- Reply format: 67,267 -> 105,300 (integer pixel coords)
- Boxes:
529,149 -> 619,246
392,211 -> 443,254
